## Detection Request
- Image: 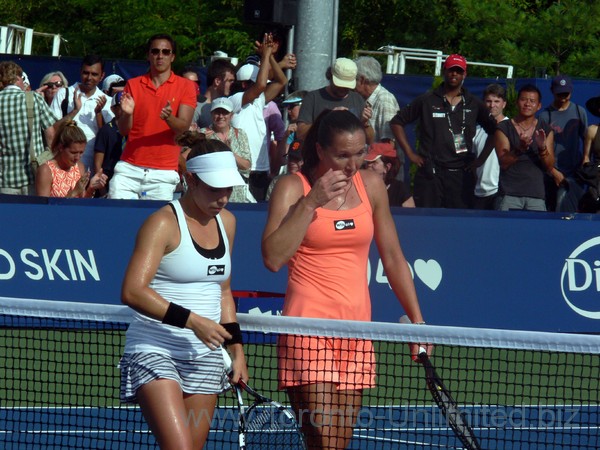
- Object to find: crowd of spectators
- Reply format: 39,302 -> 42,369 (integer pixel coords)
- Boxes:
1,34 -> 598,212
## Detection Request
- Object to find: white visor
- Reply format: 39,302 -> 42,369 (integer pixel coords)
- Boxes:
186,152 -> 246,188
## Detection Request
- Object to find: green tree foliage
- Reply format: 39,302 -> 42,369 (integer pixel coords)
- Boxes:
338,0 -> 459,56
468,0 -> 600,78
3,0 -> 600,78
337,0 -> 600,79
2,0 -> 259,69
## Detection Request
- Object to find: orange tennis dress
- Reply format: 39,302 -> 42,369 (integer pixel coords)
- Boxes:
278,171 -> 376,390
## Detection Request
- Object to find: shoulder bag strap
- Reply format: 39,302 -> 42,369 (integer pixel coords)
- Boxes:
25,91 -> 36,163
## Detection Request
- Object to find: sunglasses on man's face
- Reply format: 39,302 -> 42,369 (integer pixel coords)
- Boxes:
150,48 -> 173,56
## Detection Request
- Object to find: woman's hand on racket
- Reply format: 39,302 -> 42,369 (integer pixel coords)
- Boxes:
409,342 -> 434,363
227,344 -> 249,384
189,314 -> 231,350
399,316 -> 433,362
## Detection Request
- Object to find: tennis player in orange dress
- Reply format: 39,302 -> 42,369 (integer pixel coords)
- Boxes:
262,109 -> 428,449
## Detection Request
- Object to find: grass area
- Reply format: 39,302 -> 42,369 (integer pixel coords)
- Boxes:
1,328 -> 598,410
372,341 -> 600,407
0,328 -> 123,407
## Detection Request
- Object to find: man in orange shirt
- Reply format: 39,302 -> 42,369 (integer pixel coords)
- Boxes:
109,33 -> 196,200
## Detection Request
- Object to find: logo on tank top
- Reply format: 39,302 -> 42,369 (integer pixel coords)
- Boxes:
207,265 -> 225,276
333,219 -> 355,230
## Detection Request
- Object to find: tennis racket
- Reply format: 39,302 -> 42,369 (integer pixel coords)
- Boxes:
400,316 -> 481,450
221,348 -> 307,449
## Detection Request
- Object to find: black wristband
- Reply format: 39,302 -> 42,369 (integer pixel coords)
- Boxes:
222,322 -> 243,346
162,302 -> 191,328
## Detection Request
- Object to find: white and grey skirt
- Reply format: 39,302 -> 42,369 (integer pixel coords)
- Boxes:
120,350 -> 230,403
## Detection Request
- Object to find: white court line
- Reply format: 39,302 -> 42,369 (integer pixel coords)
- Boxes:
3,403 -> 597,409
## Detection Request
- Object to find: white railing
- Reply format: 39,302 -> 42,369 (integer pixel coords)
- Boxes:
357,45 -> 514,79
0,24 -> 62,56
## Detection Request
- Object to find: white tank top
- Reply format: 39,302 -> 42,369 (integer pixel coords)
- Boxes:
124,200 -> 231,359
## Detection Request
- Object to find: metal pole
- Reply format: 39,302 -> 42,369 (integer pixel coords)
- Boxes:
294,0 -> 335,92
286,25 -> 295,93
331,0 -> 339,64
283,25 -> 295,124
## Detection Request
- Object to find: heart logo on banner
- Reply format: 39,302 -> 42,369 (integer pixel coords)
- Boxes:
414,259 -> 442,290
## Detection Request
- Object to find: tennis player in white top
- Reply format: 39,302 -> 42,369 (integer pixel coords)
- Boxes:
120,134 -> 248,449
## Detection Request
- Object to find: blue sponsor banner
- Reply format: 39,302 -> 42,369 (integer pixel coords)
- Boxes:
370,207 -> 600,333
0,196 -> 599,333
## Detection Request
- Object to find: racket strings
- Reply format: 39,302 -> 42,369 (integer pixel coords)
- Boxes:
245,405 -> 298,430
232,382 -> 306,448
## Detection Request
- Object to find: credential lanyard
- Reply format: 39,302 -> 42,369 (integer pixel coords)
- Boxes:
445,95 -> 466,135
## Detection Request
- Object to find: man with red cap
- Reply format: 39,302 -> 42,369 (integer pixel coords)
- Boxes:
390,54 -> 497,209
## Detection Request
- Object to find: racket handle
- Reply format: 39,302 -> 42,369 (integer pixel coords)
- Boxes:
399,315 -> 427,355
399,315 -> 411,325
237,378 -> 249,390
221,346 -> 233,374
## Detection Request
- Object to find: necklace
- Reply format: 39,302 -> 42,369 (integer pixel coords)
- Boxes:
215,129 -> 230,144
336,180 -> 353,210
513,119 -> 536,134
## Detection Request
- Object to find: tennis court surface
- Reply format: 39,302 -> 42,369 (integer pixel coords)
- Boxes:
1,297 -> 599,449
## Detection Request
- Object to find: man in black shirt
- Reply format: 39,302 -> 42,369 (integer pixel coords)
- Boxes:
390,54 -> 497,208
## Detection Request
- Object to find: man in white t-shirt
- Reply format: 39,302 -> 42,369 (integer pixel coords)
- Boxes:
51,55 -> 113,172
229,34 -> 286,201
472,83 -> 507,210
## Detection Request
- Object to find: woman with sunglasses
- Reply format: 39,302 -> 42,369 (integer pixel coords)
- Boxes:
280,90 -> 306,155
362,142 -> 415,208
37,71 -> 68,106
200,97 -> 255,203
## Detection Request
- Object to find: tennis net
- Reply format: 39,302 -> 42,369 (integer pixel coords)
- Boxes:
1,296 -> 599,449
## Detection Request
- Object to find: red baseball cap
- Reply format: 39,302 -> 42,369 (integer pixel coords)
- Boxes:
364,142 -> 396,161
444,54 -> 467,71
